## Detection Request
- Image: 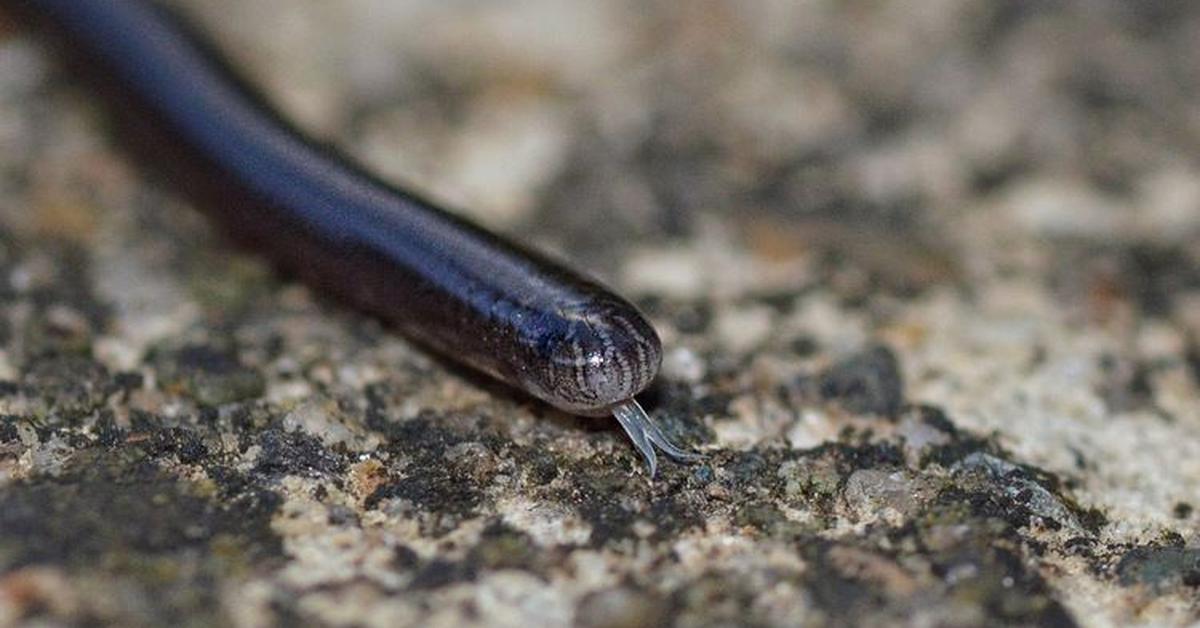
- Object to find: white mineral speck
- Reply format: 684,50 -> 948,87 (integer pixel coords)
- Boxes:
661,346 -> 706,384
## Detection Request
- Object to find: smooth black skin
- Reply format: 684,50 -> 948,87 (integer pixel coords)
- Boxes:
11,0 -> 662,416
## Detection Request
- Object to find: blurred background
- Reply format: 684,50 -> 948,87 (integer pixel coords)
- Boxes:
172,1 -> 1200,268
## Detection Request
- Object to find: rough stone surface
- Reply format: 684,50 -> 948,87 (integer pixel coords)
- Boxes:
2,1 -> 1199,626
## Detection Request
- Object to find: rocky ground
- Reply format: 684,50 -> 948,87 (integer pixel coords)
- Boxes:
1,1 -> 1199,626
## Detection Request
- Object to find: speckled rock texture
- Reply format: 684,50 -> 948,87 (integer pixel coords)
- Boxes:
1,1 -> 1199,626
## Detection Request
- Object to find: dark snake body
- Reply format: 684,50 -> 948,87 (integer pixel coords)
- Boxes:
10,0 -> 696,473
